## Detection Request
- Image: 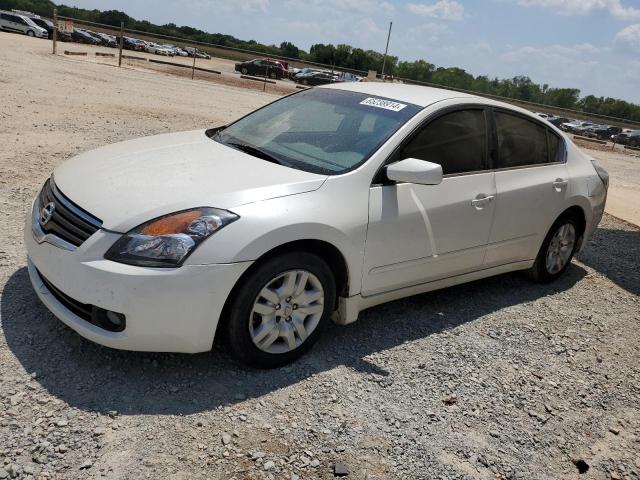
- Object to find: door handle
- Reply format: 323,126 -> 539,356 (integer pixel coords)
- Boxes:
471,194 -> 495,210
553,178 -> 569,191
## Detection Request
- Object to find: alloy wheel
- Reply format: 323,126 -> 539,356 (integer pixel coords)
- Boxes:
249,270 -> 324,354
545,223 -> 576,274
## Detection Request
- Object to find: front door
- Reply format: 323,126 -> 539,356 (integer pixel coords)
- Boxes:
362,108 -> 497,296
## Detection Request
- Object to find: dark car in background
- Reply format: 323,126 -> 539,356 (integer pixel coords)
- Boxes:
585,125 -> 622,140
294,71 -> 337,86
235,59 -> 286,79
613,130 -> 640,147
71,28 -> 99,44
548,117 -> 571,128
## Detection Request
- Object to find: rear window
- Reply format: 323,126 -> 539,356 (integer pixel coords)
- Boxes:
495,111 -> 549,168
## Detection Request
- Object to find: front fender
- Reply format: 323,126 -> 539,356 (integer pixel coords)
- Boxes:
185,181 -> 371,296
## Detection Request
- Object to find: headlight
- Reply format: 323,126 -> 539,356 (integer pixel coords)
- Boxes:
105,207 -> 238,267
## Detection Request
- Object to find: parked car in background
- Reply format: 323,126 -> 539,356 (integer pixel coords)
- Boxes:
162,44 -> 188,56
146,42 -> 174,56
294,71 -> 337,86
71,28 -> 99,45
24,83 -> 608,367
90,31 -> 117,47
116,36 -> 146,51
613,129 -> 640,147
585,125 -> 621,140
561,120 -> 593,134
289,67 -> 316,79
336,72 -> 362,83
235,59 -> 287,79
184,47 -> 210,59
23,13 -> 54,39
0,10 -> 48,38
549,117 -> 571,128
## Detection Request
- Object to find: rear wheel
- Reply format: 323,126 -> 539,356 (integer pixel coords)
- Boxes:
630,138 -> 639,148
269,72 -> 277,79
241,67 -> 248,75
527,216 -> 580,283
225,252 -> 335,368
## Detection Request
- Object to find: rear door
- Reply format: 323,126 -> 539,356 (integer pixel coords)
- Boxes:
485,109 -> 569,266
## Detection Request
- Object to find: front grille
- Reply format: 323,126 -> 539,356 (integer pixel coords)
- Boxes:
37,178 -> 102,247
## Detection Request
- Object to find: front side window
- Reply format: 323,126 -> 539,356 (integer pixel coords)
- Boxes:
214,89 -> 421,175
399,109 -> 488,175
495,111 -> 549,168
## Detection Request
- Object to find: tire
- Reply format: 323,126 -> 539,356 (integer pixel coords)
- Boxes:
225,252 -> 336,368
302,79 -> 309,85
269,72 -> 277,79
630,139 -> 639,148
241,67 -> 248,75
526,215 -> 580,283
27,30 -> 35,37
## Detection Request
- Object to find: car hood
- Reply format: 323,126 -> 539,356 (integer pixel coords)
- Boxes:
53,129 -> 327,232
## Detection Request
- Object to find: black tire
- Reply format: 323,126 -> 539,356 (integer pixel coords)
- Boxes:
526,215 -> 581,283
27,30 -> 35,37
241,67 -> 248,75
225,252 -> 336,368
269,72 -> 277,79
630,139 -> 639,148
302,79 -> 309,85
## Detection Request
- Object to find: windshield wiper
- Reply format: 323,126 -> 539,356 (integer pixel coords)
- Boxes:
226,142 -> 286,166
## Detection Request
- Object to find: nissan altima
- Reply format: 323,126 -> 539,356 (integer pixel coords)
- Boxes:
25,83 -> 608,367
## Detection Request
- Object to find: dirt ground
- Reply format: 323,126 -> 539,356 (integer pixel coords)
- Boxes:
1,32 -> 639,480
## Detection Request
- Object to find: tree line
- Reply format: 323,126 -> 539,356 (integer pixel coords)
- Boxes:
2,0 -> 639,122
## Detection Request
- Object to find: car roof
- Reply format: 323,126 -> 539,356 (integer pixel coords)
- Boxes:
320,82 -> 477,107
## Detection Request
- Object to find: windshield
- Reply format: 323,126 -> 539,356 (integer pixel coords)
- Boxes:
213,88 -> 421,175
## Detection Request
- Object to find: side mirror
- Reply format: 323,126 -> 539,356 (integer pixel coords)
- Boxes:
386,158 -> 443,185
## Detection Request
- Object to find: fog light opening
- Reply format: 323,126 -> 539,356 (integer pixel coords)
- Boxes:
92,308 -> 126,332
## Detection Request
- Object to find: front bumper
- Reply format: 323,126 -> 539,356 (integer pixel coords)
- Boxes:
25,206 -> 252,353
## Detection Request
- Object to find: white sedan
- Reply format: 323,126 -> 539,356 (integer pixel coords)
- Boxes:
146,43 -> 174,56
25,83 -> 608,367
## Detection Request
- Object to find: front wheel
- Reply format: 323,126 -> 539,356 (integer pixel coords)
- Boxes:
241,67 -> 248,75
225,252 -> 335,368
27,30 -> 35,37
527,216 -> 580,283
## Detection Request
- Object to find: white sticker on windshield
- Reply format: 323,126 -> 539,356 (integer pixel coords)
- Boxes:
360,97 -> 407,112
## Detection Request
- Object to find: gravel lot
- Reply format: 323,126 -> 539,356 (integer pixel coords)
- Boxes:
1,33 -> 639,480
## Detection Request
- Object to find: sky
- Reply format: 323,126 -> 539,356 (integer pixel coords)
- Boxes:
66,0 -> 640,103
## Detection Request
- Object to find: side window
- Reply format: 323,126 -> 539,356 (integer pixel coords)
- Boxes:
399,109 -> 488,175
548,131 -> 564,163
495,111 -> 549,168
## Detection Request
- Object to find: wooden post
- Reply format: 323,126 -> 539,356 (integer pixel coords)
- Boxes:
118,21 -> 124,67
191,54 -> 196,80
264,61 -> 268,91
52,8 -> 57,54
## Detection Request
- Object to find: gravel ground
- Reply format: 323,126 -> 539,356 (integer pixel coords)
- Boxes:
1,33 -> 640,480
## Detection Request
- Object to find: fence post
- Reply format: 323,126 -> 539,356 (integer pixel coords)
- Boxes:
118,21 -> 124,67
192,54 -> 196,80
264,62 -> 268,91
52,8 -> 57,55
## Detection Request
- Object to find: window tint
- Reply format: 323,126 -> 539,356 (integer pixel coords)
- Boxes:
495,111 -> 549,168
399,109 -> 488,175
548,131 -> 563,163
